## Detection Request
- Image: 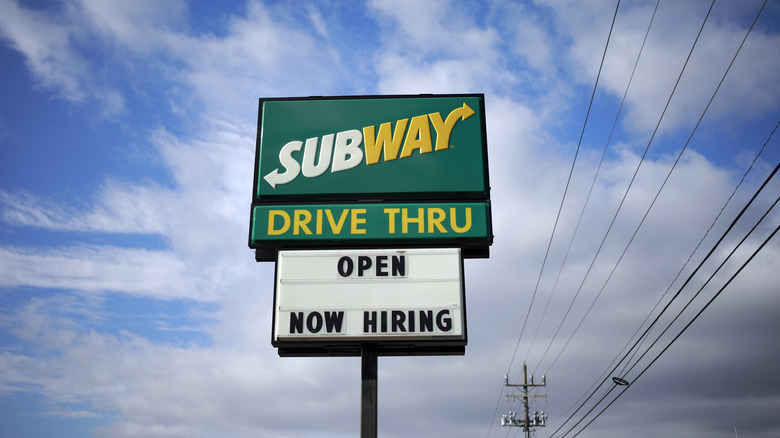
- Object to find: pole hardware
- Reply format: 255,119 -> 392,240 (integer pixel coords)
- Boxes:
501,364 -> 549,438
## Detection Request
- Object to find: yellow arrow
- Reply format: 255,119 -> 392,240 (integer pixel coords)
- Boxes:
451,102 -> 475,121
429,102 -> 475,151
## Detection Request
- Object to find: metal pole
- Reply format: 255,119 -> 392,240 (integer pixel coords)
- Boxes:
361,344 -> 378,438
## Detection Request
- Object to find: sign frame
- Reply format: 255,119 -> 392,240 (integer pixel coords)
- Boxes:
271,248 -> 468,357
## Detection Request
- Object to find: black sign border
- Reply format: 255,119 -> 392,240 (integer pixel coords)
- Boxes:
270,248 -> 468,357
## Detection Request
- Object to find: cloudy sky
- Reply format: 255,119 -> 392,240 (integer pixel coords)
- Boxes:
1,0 -> 779,437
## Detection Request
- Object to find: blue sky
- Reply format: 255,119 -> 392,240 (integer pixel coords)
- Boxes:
1,1 -> 779,437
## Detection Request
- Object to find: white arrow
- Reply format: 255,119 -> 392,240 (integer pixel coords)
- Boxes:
263,140 -> 303,189
264,168 -> 288,188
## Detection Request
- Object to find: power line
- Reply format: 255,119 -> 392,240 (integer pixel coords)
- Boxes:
558,184 -> 778,437
541,0 -> 768,376
542,3 -> 774,427
533,0 -> 718,376
541,7 -> 771,421
505,0 -> 623,378
570,219 -> 779,438
489,0 -> 772,435
551,157 -> 779,437
491,4 -> 623,436
567,191 -> 779,437
615,122 -> 777,377
488,5 -> 624,436
547,119 -> 776,431
523,0 -> 662,368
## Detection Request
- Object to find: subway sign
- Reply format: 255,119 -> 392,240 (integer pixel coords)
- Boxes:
250,94 -> 492,260
254,95 -> 488,198
272,248 -> 466,356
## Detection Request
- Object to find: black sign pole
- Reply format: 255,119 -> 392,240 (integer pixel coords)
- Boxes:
361,344 -> 378,438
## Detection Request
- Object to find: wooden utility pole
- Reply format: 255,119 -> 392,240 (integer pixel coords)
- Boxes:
502,363 -> 548,437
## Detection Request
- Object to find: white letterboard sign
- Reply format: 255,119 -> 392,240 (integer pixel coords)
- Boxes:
272,248 -> 465,346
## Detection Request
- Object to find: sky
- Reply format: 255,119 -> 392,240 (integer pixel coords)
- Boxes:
0,0 -> 779,437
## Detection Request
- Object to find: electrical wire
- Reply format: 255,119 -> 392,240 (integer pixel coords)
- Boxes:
565,193 -> 779,437
541,0 -> 767,376
505,0 -> 623,379
489,0 -> 772,435
544,3 -> 773,428
543,5 -> 772,431
523,0 -> 661,368
532,0 -> 718,376
558,184 -> 778,436
615,121 -> 777,377
487,3 -> 623,437
551,157 -> 779,437
547,119 -> 776,431
569,220 -> 779,438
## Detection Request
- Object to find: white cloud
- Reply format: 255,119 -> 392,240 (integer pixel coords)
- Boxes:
73,0 -> 188,53
541,0 -> 780,133
1,1 -> 779,437
0,292 -> 362,437
368,0 -> 510,96
0,245 -> 212,301
0,0 -> 129,117
0,186 -> 170,234
164,1 -> 346,122
0,0 -> 88,101
307,4 -> 330,39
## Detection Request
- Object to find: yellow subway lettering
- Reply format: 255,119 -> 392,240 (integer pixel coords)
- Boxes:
429,103 -> 475,151
400,115 -> 433,158
363,119 -> 408,165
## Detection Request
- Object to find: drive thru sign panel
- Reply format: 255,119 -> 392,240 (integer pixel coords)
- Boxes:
272,248 -> 466,356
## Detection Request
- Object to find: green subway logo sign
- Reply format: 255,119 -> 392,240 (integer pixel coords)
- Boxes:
254,95 -> 488,198
250,94 -> 492,260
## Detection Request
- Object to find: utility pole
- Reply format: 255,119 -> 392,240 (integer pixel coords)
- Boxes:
501,363 -> 548,438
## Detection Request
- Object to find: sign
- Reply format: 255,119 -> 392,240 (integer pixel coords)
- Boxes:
250,201 -> 490,245
249,94 -> 493,261
272,248 -> 466,356
254,95 -> 488,198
